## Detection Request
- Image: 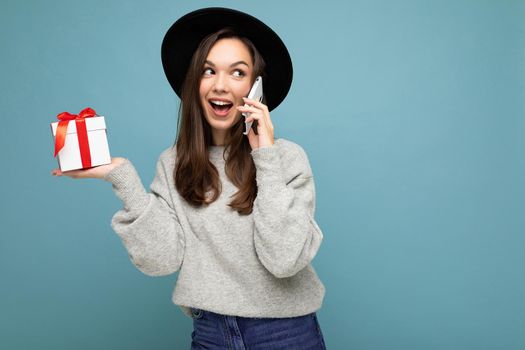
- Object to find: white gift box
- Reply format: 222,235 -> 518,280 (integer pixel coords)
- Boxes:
50,116 -> 111,172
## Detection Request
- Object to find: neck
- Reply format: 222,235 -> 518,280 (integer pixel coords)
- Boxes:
212,130 -> 227,147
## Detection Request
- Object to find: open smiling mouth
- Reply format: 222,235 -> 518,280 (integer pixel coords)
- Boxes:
208,100 -> 234,116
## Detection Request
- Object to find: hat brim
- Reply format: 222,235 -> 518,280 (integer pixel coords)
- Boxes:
161,7 -> 293,112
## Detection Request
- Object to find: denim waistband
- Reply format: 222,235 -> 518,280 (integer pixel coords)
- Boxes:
190,307 -> 315,320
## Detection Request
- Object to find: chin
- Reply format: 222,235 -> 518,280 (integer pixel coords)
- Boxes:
206,110 -> 240,126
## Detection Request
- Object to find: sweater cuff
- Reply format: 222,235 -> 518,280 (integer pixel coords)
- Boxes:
250,144 -> 283,185
103,159 -> 149,212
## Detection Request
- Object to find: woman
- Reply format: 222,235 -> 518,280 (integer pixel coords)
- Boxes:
52,7 -> 326,349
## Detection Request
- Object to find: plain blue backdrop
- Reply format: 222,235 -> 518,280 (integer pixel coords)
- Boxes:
1,0 -> 523,349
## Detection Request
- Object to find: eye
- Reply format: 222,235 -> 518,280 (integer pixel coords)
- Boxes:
233,69 -> 246,77
203,68 -> 214,75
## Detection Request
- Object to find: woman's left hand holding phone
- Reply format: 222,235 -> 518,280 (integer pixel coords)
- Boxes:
237,97 -> 274,150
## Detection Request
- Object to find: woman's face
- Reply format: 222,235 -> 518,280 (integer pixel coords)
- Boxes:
199,37 -> 253,146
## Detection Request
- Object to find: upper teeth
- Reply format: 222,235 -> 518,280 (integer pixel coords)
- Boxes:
210,100 -> 231,106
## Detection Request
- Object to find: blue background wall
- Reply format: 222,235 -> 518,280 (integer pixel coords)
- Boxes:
1,0 -> 523,349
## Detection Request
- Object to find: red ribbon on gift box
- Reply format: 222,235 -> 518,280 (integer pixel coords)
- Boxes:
53,107 -> 97,168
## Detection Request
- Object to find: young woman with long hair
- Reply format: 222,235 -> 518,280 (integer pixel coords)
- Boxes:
52,7 -> 326,349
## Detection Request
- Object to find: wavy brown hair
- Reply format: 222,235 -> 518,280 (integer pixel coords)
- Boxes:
173,27 -> 267,215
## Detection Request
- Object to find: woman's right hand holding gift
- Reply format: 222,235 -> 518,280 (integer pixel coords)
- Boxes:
51,157 -> 127,181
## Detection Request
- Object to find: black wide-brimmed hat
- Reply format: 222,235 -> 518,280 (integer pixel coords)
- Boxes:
161,7 -> 293,112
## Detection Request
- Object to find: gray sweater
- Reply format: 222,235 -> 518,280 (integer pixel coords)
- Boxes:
104,137 -> 325,319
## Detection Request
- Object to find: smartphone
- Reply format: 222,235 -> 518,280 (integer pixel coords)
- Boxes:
242,76 -> 263,135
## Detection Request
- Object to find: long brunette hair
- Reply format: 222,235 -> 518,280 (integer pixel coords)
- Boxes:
173,27 -> 267,215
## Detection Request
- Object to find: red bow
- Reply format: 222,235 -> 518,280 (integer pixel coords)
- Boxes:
53,107 -> 97,168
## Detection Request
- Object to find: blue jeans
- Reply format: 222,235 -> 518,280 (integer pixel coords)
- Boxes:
190,307 -> 327,349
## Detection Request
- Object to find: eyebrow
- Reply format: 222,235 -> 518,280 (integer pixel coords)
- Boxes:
205,60 -> 250,68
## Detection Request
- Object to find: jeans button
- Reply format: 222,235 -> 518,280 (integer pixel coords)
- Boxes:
191,308 -> 203,319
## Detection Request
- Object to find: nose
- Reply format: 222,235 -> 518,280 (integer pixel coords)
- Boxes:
212,72 -> 228,93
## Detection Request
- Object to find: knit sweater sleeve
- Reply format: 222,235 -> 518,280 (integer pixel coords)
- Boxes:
250,142 -> 324,278
103,152 -> 185,277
